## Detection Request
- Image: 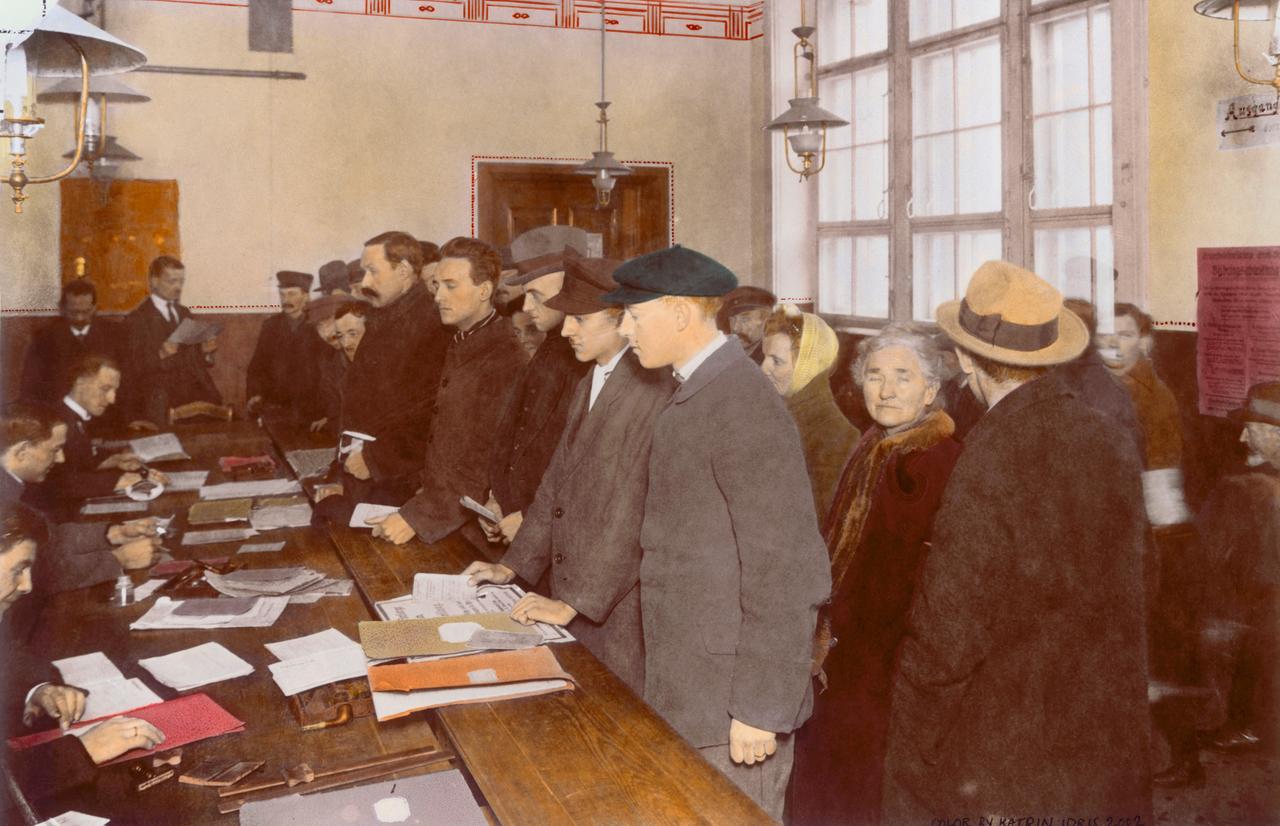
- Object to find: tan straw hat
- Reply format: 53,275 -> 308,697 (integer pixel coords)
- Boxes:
935,260 -> 1088,367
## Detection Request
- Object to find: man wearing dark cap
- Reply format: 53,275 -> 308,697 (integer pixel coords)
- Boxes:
464,254 -> 673,693
603,246 -> 830,819
246,271 -> 322,423
479,246 -> 591,548
882,261 -> 1151,823
367,237 -> 524,546
318,260 -> 352,296
717,286 -> 776,365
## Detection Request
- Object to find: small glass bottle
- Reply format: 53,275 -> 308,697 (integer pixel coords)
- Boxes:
114,575 -> 134,606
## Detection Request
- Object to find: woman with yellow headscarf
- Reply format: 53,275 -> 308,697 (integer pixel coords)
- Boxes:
760,304 -> 859,520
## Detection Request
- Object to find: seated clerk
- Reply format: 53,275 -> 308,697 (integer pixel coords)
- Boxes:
246,271 -> 323,424
26,355 -> 169,516
465,255 -> 673,694
480,246 -> 591,547
120,256 -> 222,430
0,500 -> 164,815
20,279 -> 119,412
367,237 -> 525,546
0,404 -> 160,601
336,232 -> 448,513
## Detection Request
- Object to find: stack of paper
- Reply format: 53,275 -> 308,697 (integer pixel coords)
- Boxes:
188,498 -> 254,525
164,470 -> 210,492
198,479 -> 302,500
204,567 -> 325,597
237,541 -> 286,554
130,596 -> 290,630
80,499 -> 149,516
129,433 -> 190,463
286,578 -> 354,604
9,693 -> 246,766
249,497 -> 313,530
138,642 -> 254,691
182,528 -> 259,546
52,652 -> 163,720
359,614 -> 537,660
264,629 -> 368,697
375,574 -> 574,644
284,447 -> 335,480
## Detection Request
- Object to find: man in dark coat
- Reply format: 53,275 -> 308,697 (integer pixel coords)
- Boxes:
716,285 -> 776,365
336,232 -> 449,511
882,261 -> 1152,823
369,237 -> 524,546
120,256 -> 222,428
465,255 -> 673,694
246,270 -> 323,423
481,246 -> 590,546
20,280 -> 118,412
603,246 -> 830,820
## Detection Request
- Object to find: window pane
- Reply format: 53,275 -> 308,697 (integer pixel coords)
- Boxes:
956,230 -> 1003,296
1031,10 -> 1089,115
855,235 -> 891,318
1091,5 -> 1112,105
853,65 -> 888,144
854,144 -> 887,220
954,0 -> 999,30
912,232 -> 955,320
1034,111 -> 1090,208
910,0 -> 952,41
819,0 -> 852,66
956,38 -> 1001,128
1093,104 -> 1113,205
820,235 -> 854,315
820,148 -> 853,222
853,0 -> 888,56
913,133 -> 955,216
1095,225 -> 1115,327
958,126 -> 1002,213
1034,227 -> 1093,297
912,50 -> 954,135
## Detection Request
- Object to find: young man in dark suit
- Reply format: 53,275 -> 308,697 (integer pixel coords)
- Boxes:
464,254 -> 673,694
120,255 -> 222,429
20,280 -> 118,409
605,246 -> 831,820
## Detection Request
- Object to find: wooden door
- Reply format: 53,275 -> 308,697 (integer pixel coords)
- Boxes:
475,161 -> 670,260
59,178 -> 181,312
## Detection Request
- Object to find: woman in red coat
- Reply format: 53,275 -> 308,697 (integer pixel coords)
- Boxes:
792,323 -> 963,826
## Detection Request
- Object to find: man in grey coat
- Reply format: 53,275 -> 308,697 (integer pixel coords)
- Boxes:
603,246 -> 831,820
882,261 -> 1152,823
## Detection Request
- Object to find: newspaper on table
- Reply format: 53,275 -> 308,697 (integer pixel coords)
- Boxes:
375,574 -> 573,644
198,479 -> 302,501
128,433 -> 190,463
130,596 -> 289,630
166,317 -> 222,346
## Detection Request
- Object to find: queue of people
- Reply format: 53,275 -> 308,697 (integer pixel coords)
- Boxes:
4,234 -> 1276,824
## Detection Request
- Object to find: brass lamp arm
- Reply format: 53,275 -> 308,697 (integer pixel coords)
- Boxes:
27,35 -> 89,183
1232,0 -> 1280,88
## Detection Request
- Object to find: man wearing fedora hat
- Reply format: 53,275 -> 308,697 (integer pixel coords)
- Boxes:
246,270 -> 322,423
603,245 -> 829,819
882,261 -> 1152,822
464,253 -> 673,693
1194,381 -> 1280,756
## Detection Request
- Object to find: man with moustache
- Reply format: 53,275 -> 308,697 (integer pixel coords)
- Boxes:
480,244 -> 591,548
368,237 -> 524,546
717,286 -> 776,365
246,271 -> 323,423
465,254 -> 673,693
20,280 -> 118,409
121,256 -> 222,429
605,246 -> 830,819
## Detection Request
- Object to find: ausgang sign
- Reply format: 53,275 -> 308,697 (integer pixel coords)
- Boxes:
1217,92 -> 1280,151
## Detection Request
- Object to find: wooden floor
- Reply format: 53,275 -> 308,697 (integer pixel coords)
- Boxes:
11,418 -> 771,825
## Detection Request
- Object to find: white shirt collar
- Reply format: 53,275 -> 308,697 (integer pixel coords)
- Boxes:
589,345 -> 630,410
673,332 -> 727,384
150,293 -> 175,317
62,395 -> 92,422
70,325 -> 90,337
595,344 -> 629,376
4,468 -> 24,488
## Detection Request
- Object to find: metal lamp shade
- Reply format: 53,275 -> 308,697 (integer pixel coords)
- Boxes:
1194,0 -> 1279,20
19,5 -> 147,77
63,135 -> 141,162
765,97 -> 849,132
575,150 -> 633,178
38,75 -> 149,102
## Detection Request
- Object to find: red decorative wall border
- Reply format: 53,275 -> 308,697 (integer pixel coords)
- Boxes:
470,154 -> 676,248
141,0 -> 764,41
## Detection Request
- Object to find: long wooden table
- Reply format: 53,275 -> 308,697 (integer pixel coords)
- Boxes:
16,419 -> 771,825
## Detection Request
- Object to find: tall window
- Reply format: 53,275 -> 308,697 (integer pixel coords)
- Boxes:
815,0 -> 1136,325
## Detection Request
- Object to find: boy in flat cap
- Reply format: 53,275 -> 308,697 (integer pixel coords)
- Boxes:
603,246 -> 830,819
464,254 -> 672,693
246,270 -> 323,424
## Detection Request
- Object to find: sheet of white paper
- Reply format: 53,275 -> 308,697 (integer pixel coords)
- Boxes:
264,628 -> 357,661
128,433 -> 189,463
376,585 -> 574,644
36,812 -> 110,826
411,574 -> 478,603
130,596 -> 289,631
80,500 -> 149,516
249,503 -> 313,531
348,502 -> 399,528
371,679 -> 571,721
182,528 -> 259,546
52,652 -> 124,687
267,644 -> 368,696
459,495 -> 498,523
166,317 -> 222,345
198,479 -> 302,501
81,677 -> 163,721
132,579 -> 166,602
164,470 -> 210,492
137,642 -> 254,691
237,541 -> 286,554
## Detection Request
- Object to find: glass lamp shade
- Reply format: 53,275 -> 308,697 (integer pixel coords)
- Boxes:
787,128 -> 823,155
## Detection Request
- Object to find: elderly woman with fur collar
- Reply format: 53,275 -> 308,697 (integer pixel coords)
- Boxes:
791,322 -> 962,826
760,305 -> 859,520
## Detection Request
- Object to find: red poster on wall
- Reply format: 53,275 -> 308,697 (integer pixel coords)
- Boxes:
1196,246 -> 1280,417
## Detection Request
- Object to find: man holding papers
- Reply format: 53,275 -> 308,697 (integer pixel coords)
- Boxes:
121,255 -> 222,430
464,255 -> 671,694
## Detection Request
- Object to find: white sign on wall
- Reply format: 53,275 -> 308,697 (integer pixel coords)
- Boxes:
1217,92 -> 1280,151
